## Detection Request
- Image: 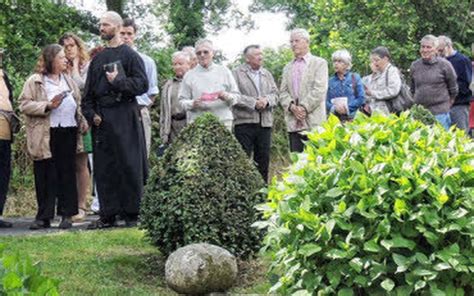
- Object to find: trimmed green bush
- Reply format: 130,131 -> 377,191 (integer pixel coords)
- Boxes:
258,112 -> 474,294
140,113 -> 265,258
0,245 -> 59,295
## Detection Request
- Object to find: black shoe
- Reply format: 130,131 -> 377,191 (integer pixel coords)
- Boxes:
124,219 -> 138,227
87,218 -> 116,230
58,217 -> 73,229
29,219 -> 51,230
0,220 -> 12,228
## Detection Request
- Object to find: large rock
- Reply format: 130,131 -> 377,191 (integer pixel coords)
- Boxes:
165,243 -> 238,294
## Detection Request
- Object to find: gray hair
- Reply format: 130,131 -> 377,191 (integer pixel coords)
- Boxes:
172,51 -> 190,63
371,46 -> 391,60
332,49 -> 352,69
438,35 -> 453,47
195,39 -> 214,51
290,28 -> 310,42
420,34 -> 439,48
182,46 -> 196,58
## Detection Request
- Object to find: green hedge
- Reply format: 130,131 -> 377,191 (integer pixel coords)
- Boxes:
258,111 -> 474,294
141,113 -> 265,258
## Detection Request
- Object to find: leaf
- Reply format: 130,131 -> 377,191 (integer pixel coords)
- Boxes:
338,288 -> 354,296
381,278 -> 395,291
2,272 -> 23,290
363,239 -> 381,253
292,289 -> 312,296
447,208 -> 468,220
392,253 -> 412,273
298,243 -> 322,257
381,235 -> 416,250
433,262 -> 451,271
326,187 -> 344,198
394,199 -> 407,216
349,257 -> 363,273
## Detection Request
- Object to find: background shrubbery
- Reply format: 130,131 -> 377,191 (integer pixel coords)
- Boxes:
141,114 -> 265,258
259,111 -> 474,294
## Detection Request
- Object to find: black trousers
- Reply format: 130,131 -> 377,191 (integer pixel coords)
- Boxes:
289,132 -> 308,153
0,139 -> 11,215
234,124 -> 271,183
93,101 -> 147,220
33,127 -> 78,220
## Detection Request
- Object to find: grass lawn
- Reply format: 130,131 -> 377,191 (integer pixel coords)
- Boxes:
0,229 -> 270,295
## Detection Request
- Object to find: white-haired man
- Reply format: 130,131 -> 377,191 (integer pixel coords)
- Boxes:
82,11 -> 148,229
179,39 -> 239,130
160,51 -> 191,144
438,35 -> 472,133
410,34 -> 458,130
280,28 -> 328,152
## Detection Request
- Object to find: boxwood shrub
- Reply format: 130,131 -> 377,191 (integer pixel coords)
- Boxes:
257,111 -> 474,295
140,113 -> 265,258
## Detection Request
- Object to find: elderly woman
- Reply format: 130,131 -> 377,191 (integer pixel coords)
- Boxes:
59,33 -> 91,222
326,49 -> 365,121
160,51 -> 191,144
19,44 -> 88,230
363,47 -> 403,115
179,39 -> 239,130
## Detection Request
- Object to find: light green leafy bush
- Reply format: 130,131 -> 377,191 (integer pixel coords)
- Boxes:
258,112 -> 474,295
141,113 -> 265,258
0,245 -> 59,295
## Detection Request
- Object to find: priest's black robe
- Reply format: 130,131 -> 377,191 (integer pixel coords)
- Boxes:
82,44 -> 148,220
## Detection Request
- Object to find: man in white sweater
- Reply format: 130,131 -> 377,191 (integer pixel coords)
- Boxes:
179,39 -> 239,130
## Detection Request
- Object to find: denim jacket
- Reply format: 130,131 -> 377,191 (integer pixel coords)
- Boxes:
326,71 -> 365,118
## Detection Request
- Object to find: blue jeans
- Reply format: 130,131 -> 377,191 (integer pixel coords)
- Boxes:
435,112 -> 452,130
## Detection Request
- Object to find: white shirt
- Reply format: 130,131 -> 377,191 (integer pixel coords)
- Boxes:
248,67 -> 262,96
44,75 -> 77,128
136,51 -> 159,106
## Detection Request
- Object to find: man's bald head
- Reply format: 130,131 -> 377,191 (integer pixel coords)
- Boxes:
99,11 -> 123,42
101,11 -> 123,26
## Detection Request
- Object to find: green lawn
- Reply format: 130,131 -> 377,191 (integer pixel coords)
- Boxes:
0,229 -> 269,295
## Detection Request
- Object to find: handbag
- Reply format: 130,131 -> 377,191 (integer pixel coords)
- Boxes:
0,110 -> 21,134
385,65 -> 415,113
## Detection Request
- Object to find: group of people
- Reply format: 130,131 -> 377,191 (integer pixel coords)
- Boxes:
0,10 -> 472,230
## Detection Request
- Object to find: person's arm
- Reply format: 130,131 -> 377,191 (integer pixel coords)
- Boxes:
370,66 -> 402,100
348,74 -> 366,112
445,62 -> 459,101
146,56 -> 159,104
231,68 -> 257,110
159,82 -> 170,144
279,64 -> 293,111
298,58 -> 329,114
410,63 -> 416,96
81,63 -> 97,125
109,51 -> 148,97
264,71 -> 278,108
179,74 -> 196,111
19,76 -> 50,116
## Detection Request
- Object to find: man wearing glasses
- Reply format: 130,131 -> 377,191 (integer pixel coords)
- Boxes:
179,39 -> 239,130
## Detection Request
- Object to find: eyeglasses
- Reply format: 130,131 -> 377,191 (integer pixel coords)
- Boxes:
196,50 -> 210,56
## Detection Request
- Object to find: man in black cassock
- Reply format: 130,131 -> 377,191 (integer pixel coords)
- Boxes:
82,11 -> 148,229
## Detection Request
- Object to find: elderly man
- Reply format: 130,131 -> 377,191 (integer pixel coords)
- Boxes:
82,11 -> 148,229
410,35 -> 458,130
0,50 -> 14,228
121,18 -> 159,157
280,28 -> 328,152
160,51 -> 191,144
182,46 -> 198,69
437,35 -> 472,133
179,39 -> 239,130
232,45 -> 278,183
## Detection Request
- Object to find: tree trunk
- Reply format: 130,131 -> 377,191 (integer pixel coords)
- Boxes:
106,0 -> 126,16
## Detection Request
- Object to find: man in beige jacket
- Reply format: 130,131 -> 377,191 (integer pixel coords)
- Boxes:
232,45 -> 278,183
280,28 -> 328,152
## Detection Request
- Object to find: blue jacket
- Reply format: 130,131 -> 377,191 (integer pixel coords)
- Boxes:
446,51 -> 472,105
326,71 -> 365,117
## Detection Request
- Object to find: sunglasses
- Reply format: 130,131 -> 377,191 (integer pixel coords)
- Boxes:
196,50 -> 210,56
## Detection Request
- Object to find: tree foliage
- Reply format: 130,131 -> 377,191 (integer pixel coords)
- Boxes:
153,0 -> 253,48
251,0 -> 473,74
